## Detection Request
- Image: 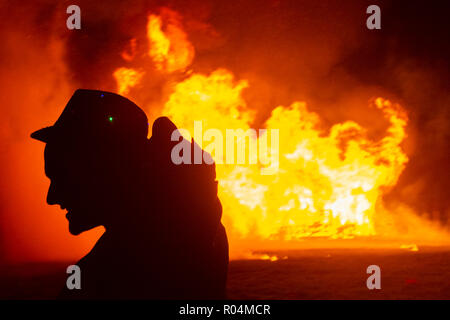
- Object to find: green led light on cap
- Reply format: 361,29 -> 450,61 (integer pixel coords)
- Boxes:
31,89 -> 149,143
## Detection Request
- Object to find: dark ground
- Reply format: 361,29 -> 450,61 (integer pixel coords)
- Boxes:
1,248 -> 449,299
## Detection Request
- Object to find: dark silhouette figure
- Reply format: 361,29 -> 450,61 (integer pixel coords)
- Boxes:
31,89 -> 228,299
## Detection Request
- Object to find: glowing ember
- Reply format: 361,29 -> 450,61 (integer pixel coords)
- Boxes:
400,244 -> 419,252
258,254 -> 279,262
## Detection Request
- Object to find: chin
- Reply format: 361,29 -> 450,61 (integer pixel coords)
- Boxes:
68,218 -> 98,235
68,222 -> 88,235
66,209 -> 101,235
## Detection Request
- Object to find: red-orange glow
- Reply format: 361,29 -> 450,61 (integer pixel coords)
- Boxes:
2,4 -> 449,266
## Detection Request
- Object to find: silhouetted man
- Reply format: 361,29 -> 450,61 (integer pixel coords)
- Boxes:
31,89 -> 228,299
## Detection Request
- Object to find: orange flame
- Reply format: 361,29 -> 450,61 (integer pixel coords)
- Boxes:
113,10 -> 450,257
113,67 -> 144,95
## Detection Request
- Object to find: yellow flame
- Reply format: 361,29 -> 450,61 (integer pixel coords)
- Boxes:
147,10 -> 194,73
162,69 -> 409,242
113,67 -> 144,95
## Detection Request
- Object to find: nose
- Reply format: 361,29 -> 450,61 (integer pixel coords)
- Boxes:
46,180 -> 61,206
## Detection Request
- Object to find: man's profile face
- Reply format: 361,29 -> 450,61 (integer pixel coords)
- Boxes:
44,140 -> 109,235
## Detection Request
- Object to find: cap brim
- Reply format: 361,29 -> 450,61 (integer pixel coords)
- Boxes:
30,126 -> 56,143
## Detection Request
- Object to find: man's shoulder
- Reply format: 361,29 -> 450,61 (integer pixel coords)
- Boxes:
76,232 -> 112,268
58,233 -> 115,299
